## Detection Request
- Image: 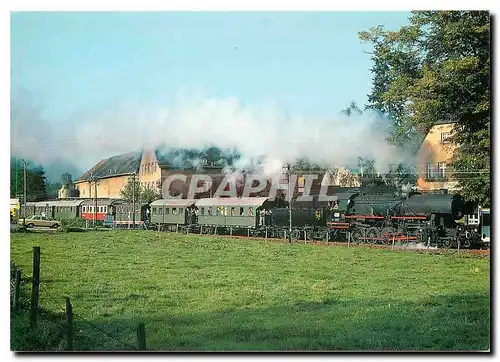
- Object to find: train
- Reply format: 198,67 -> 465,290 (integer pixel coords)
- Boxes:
16,186 -> 490,249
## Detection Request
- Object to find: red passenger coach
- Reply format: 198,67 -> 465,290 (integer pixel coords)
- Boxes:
80,199 -> 121,222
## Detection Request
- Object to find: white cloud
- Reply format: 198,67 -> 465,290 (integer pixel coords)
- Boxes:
11,89 -> 414,181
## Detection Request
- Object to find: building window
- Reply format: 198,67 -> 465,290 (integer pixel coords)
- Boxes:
438,162 -> 447,178
441,132 -> 451,144
426,163 -> 434,179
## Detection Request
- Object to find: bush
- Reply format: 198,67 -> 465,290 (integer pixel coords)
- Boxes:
57,218 -> 87,232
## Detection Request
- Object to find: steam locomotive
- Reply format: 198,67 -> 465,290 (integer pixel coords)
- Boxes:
254,185 -> 482,248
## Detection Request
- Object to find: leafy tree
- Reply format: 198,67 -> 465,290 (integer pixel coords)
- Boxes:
61,172 -> 73,186
10,157 -> 48,201
120,176 -> 142,203
359,11 -> 490,206
141,187 -> 162,204
341,101 -> 363,117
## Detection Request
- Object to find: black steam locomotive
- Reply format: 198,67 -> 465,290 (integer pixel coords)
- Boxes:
260,185 -> 482,248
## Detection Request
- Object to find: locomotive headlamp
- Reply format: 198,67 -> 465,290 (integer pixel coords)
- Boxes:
334,213 -> 340,218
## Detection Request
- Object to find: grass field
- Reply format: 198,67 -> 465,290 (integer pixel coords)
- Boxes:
10,230 -> 490,351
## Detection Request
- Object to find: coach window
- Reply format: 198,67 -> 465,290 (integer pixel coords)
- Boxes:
165,208 -> 170,215
208,207 -> 213,215
179,207 -> 184,215
231,207 -> 235,216
240,207 -> 244,216
248,207 -> 254,216
152,207 -> 156,214
172,208 -> 177,215
200,207 -> 205,215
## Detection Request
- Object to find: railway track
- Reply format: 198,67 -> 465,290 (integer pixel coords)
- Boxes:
13,224 -> 490,257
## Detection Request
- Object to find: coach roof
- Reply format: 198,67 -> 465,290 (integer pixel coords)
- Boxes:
150,199 -> 197,207
195,197 -> 270,207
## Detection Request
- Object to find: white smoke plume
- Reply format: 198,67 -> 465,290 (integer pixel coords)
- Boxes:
11,89 -> 415,181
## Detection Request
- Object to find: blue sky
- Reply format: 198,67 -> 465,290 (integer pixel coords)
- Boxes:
11,11 -> 411,121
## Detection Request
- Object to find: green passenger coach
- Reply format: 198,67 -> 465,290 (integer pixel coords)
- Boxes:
196,197 -> 270,229
150,199 -> 197,227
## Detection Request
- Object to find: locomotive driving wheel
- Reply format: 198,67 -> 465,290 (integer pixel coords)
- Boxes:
381,228 -> 394,244
350,228 -> 364,244
365,227 -> 379,244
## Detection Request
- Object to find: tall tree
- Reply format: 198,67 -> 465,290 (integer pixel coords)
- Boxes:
120,176 -> 142,203
140,187 -> 162,204
10,157 -> 48,201
359,11 -> 490,206
61,172 -> 73,186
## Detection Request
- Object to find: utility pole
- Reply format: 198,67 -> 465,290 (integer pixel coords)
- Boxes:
288,163 -> 292,243
93,177 -> 98,228
15,158 -> 18,199
22,159 -> 27,226
132,173 -> 136,230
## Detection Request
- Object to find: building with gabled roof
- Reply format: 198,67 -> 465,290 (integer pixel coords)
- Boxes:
75,147 -> 236,200
74,151 -> 142,199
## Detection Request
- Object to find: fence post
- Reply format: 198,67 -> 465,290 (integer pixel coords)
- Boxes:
326,231 -> 329,243
137,323 -> 146,350
392,235 -> 395,250
347,231 -> 350,247
30,246 -> 40,328
13,268 -> 21,312
66,297 -> 73,351
265,227 -> 268,240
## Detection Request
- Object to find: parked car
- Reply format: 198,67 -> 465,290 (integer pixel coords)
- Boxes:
18,215 -> 61,229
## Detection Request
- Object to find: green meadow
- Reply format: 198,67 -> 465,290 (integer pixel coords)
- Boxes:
10,231 -> 490,351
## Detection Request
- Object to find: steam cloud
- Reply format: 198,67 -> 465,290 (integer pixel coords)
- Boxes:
11,89 -> 414,182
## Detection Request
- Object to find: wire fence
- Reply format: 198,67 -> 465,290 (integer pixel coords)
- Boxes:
10,261 -> 141,351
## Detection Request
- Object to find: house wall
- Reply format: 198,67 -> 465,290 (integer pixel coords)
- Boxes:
74,175 -> 130,199
416,123 -> 459,192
